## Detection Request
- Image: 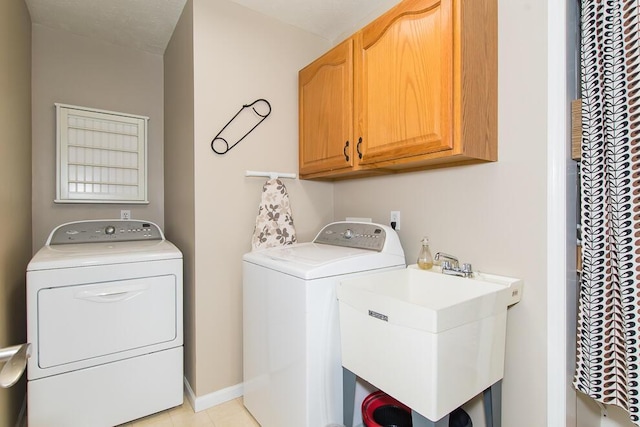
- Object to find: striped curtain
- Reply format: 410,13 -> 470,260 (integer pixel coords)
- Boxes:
574,1 -> 640,424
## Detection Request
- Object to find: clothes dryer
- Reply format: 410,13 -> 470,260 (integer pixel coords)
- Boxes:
26,220 -> 183,427
242,221 -> 405,427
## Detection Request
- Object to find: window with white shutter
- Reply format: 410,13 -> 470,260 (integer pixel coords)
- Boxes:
55,103 -> 149,204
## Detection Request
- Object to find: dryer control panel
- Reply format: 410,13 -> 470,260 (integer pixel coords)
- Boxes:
314,222 -> 387,252
48,220 -> 163,245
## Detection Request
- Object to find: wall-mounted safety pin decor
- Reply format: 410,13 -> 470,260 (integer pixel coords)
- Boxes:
211,99 -> 272,155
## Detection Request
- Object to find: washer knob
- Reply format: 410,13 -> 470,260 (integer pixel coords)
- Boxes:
344,229 -> 353,239
105,225 -> 116,235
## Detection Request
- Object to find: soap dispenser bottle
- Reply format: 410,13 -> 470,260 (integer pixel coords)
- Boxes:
417,237 -> 433,270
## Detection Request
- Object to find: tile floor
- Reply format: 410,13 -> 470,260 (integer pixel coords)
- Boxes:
119,397 -> 260,427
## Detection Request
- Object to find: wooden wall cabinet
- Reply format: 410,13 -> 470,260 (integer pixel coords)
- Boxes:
298,0 -> 497,180
299,39 -> 354,176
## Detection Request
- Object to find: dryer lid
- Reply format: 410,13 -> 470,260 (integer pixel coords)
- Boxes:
28,239 -> 182,271
29,220 -> 182,271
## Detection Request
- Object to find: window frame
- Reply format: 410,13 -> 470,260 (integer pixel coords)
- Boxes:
55,103 -> 149,204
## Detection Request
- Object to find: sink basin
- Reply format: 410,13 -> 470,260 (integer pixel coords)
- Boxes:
337,265 -> 523,421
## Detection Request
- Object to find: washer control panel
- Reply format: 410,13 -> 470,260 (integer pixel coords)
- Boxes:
314,222 -> 387,252
48,220 -> 163,245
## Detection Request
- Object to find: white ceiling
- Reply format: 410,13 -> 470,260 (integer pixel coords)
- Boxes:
24,0 -> 401,55
24,0 -> 187,54
229,0 -> 400,42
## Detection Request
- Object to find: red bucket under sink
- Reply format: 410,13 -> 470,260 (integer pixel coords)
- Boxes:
362,390 -> 412,427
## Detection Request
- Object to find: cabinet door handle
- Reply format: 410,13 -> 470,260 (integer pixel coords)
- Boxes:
344,140 -> 350,162
357,137 -> 363,159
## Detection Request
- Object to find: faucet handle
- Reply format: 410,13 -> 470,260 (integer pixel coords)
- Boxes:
461,263 -> 473,273
441,260 -> 452,270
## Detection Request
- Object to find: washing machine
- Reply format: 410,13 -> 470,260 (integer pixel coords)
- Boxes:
242,221 -> 406,427
26,220 -> 183,427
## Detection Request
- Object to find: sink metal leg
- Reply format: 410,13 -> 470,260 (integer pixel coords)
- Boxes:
342,367 -> 356,427
412,410 -> 449,427
483,380 -> 502,427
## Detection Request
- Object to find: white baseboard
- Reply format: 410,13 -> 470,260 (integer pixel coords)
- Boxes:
183,377 -> 244,412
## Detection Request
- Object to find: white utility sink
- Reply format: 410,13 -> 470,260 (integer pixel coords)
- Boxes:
337,265 -> 523,422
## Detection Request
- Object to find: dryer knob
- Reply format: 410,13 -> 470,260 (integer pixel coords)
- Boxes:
105,225 -> 116,235
344,229 -> 353,239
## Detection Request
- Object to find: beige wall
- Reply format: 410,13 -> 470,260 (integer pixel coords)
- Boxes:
0,0 -> 32,424
332,0 -> 548,426
164,0 -> 334,397
164,0 -> 197,391
31,25 -> 165,250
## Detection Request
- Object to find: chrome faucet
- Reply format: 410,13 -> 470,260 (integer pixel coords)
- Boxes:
434,252 -> 474,278
434,252 -> 459,269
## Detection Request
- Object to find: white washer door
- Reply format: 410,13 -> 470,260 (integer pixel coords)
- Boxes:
37,275 -> 177,368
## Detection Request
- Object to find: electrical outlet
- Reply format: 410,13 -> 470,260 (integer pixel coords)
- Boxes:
390,211 -> 400,230
120,210 -> 131,220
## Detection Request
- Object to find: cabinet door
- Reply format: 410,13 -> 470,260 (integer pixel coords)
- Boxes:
355,0 -> 453,165
299,39 -> 354,176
